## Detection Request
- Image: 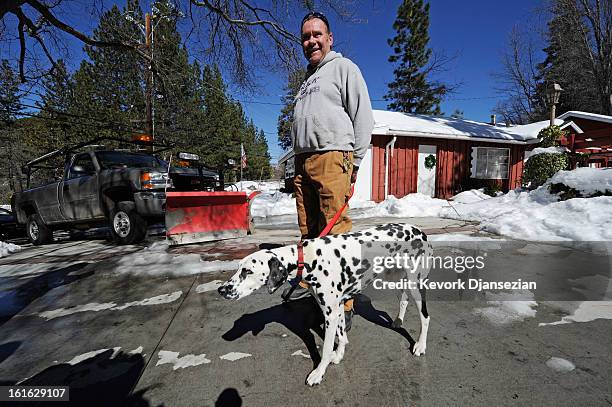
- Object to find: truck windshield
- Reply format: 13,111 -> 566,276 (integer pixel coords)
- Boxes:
96,151 -> 168,169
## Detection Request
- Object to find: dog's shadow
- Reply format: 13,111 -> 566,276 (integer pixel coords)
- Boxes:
353,294 -> 416,350
222,296 -> 325,367
222,294 -> 417,365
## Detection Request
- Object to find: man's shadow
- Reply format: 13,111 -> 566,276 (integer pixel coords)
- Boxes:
0,350 -> 158,407
222,293 -> 416,366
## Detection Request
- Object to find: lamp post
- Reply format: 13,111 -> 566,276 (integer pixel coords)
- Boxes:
545,82 -> 563,127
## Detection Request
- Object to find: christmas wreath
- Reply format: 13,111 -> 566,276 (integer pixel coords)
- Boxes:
424,154 -> 436,170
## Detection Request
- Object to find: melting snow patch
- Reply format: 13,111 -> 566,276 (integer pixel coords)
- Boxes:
292,350 -> 310,359
113,291 -> 182,310
196,280 -> 223,293
115,241 -> 203,276
67,347 -> 121,365
219,352 -> 252,361
474,290 -> 538,325
0,241 -> 21,258
200,260 -> 239,273
546,357 -> 575,372
38,302 -> 117,320
35,291 -> 183,320
539,301 -> 612,326
156,350 -> 211,370
129,346 -> 144,355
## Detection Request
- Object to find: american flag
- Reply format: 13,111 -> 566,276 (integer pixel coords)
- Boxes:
240,143 -> 247,169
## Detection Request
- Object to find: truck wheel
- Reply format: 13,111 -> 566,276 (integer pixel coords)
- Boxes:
110,202 -> 147,245
26,214 -> 52,245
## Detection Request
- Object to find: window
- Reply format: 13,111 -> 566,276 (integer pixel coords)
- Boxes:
69,154 -> 96,179
95,151 -> 167,169
471,147 -> 510,179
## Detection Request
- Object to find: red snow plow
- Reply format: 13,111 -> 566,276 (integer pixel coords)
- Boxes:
165,190 -> 260,245
164,153 -> 260,246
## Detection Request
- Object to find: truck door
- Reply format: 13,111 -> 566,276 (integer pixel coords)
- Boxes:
61,153 -> 104,221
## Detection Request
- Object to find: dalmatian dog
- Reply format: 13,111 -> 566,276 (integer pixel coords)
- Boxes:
217,223 -> 433,386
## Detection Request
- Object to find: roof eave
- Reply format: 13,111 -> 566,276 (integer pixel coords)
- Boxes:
380,129 -> 533,145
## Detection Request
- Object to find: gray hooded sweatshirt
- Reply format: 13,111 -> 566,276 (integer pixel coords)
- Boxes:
291,51 -> 374,167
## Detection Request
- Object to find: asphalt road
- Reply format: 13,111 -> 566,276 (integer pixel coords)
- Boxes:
0,217 -> 611,406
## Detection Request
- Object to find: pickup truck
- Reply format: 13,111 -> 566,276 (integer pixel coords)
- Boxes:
13,148 -> 218,245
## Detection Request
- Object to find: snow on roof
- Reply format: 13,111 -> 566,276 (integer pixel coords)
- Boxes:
557,111 -> 612,124
373,110 -> 562,143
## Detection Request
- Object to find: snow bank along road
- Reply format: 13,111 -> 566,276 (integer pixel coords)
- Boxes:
0,217 -> 611,406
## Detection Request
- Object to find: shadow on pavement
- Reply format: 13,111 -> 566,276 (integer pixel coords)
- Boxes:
0,263 -> 94,327
222,297 -> 325,366
215,388 -> 243,406
0,341 -> 21,365
354,294 -> 416,349
1,350 -> 158,407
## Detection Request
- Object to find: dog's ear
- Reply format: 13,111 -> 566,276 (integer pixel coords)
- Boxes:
266,256 -> 288,294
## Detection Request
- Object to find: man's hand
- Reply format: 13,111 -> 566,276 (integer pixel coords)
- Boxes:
351,166 -> 359,184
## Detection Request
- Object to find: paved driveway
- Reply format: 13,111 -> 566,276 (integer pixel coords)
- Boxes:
0,217 -> 610,406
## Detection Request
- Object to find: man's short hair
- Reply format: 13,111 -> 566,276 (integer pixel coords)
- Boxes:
301,11 -> 331,33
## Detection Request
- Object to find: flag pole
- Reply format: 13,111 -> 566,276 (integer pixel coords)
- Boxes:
240,143 -> 243,191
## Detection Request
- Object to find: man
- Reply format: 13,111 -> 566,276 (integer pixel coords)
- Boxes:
284,11 -> 374,331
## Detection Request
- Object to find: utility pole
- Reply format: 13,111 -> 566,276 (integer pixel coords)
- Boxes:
144,13 -> 153,142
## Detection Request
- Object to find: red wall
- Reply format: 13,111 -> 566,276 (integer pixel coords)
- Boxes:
371,135 -> 526,201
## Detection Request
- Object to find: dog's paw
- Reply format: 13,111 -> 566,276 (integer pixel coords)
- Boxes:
391,318 -> 403,329
306,369 -> 324,386
330,350 -> 344,364
412,341 -> 426,356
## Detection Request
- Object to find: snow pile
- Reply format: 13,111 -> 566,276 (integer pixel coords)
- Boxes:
229,180 -> 283,193
449,189 -> 493,204
115,241 -> 237,276
473,290 -> 538,325
0,205 -> 10,210
442,188 -> 612,241
546,357 -> 575,372
250,192 -> 296,218
0,241 -> 22,258
548,167 -> 612,196
527,146 -> 569,159
355,193 -> 450,219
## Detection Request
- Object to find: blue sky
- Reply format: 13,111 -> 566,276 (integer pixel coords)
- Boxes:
3,0 -> 549,164
242,0 -> 548,163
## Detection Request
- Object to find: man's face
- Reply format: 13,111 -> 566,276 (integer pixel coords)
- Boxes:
301,18 -> 333,66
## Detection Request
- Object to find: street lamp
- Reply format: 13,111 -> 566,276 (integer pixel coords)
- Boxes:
545,82 -> 563,127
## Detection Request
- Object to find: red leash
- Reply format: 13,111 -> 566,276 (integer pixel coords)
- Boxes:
295,183 -> 355,279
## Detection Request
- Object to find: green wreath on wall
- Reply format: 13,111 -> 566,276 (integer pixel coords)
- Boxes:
424,154 -> 437,170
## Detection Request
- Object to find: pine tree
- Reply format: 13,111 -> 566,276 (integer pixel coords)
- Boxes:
36,60 -> 75,150
74,0 -> 145,142
385,0 -> 447,114
200,65 -> 236,172
535,0 -> 611,116
150,0 -> 201,147
277,68 -> 305,150
0,60 -> 26,197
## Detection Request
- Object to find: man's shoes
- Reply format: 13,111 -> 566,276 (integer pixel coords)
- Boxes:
281,284 -> 311,301
344,309 -> 354,332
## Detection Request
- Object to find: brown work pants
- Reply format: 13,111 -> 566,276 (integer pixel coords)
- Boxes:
294,150 -> 354,311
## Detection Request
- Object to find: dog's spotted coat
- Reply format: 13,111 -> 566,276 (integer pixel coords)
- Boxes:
218,223 -> 433,386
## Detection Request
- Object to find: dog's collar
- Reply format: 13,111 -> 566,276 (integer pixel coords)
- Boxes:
297,241 -> 305,278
